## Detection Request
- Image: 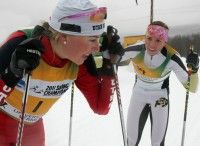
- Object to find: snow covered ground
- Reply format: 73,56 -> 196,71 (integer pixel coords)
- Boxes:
44,63 -> 200,146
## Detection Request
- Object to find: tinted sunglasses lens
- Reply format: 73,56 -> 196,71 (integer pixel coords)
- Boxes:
90,8 -> 107,22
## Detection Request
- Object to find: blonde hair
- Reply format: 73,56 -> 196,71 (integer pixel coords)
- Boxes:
40,21 -> 61,41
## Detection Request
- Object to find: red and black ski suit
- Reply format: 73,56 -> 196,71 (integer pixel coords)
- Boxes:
0,30 -> 115,146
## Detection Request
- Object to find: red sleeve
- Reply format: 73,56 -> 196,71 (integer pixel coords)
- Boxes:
75,64 -> 115,115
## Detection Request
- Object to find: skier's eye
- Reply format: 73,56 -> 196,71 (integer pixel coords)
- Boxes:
156,39 -> 161,43
146,36 -> 152,41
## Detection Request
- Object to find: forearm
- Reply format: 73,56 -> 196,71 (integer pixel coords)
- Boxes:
95,75 -> 115,114
0,33 -> 25,89
75,65 -> 115,115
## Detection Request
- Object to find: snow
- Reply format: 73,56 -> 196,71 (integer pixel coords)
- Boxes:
44,62 -> 200,146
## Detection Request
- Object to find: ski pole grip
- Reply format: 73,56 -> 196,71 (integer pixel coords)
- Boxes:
18,60 -> 32,75
18,60 -> 29,70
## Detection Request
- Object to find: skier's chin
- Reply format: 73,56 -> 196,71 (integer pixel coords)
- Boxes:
147,50 -> 159,56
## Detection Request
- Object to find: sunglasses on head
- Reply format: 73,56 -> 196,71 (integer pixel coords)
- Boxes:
59,7 -> 107,23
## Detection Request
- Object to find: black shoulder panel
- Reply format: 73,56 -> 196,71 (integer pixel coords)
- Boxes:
125,44 -> 145,52
0,35 -> 26,73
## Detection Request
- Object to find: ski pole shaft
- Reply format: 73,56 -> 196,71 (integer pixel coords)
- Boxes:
181,70 -> 192,146
113,66 -> 127,146
106,25 -> 127,146
68,82 -> 75,146
16,73 -> 31,146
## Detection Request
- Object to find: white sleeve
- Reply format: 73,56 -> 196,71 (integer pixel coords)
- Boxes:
120,50 -> 139,62
170,56 -> 188,84
120,41 -> 144,62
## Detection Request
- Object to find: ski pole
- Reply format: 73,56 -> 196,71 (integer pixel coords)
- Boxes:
106,25 -> 127,146
68,82 -> 75,146
135,0 -> 154,23
181,69 -> 192,146
16,72 -> 31,146
113,65 -> 127,146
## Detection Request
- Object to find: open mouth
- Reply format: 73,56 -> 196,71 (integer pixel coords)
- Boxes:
149,48 -> 156,51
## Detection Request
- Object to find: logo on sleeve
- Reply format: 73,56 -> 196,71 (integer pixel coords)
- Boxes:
0,85 -> 11,107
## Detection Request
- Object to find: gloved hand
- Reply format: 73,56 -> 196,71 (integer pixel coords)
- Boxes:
100,32 -> 108,52
100,26 -> 124,64
99,26 -> 124,76
186,50 -> 199,73
1,38 -> 43,87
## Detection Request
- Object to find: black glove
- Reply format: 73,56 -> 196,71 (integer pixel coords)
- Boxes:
100,58 -> 115,76
186,50 -> 199,73
100,32 -> 108,52
100,26 -> 124,64
109,36 -> 124,64
1,38 -> 43,87
99,26 -> 124,76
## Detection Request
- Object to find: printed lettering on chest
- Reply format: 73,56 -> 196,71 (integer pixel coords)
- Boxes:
16,79 -> 72,98
32,83 -> 69,96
